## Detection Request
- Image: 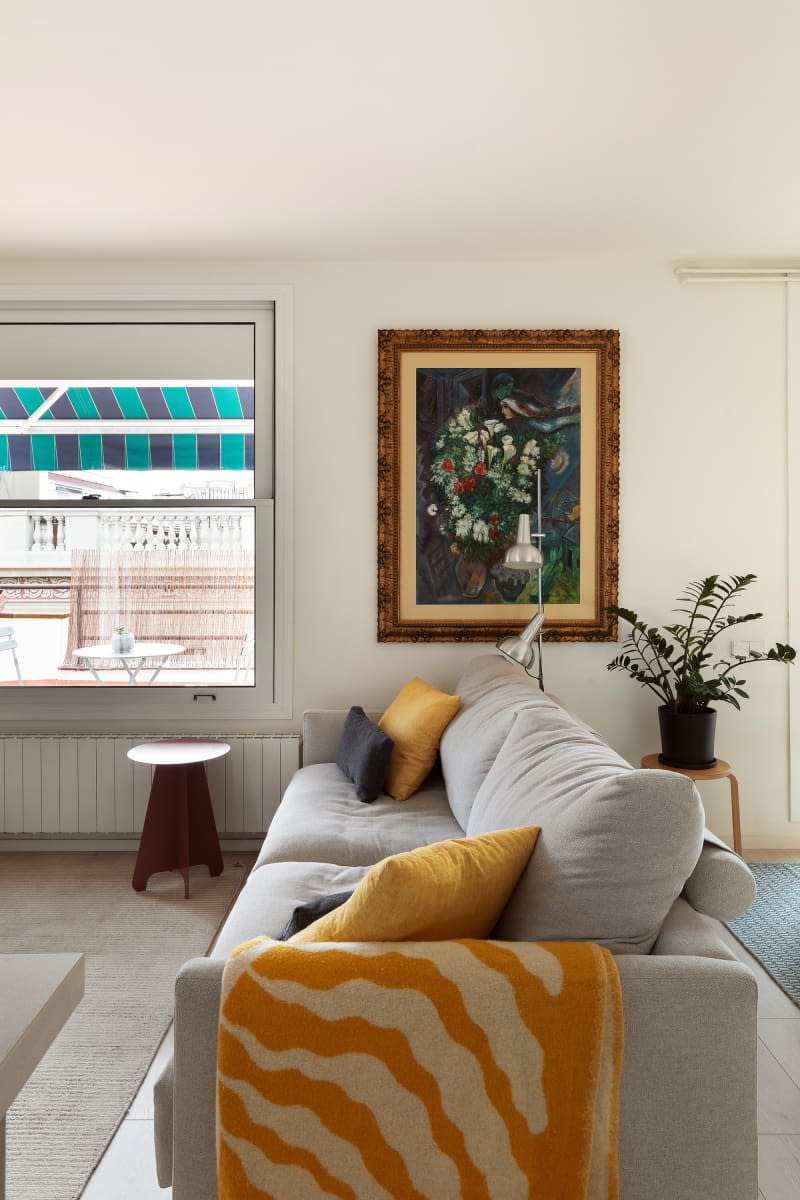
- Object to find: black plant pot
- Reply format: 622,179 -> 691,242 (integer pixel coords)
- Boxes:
658,706 -> 717,769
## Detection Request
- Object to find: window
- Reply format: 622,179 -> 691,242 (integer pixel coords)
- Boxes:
0,287 -> 293,727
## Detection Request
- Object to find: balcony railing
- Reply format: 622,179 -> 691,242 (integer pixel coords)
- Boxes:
29,512 -> 67,554
0,508 -> 253,566
98,512 -> 247,552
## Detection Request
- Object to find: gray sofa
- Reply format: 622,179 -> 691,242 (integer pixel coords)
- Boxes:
154,654 -> 759,1200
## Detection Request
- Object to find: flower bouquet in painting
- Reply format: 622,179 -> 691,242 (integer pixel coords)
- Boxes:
416,367 -> 580,605
429,410 -> 556,597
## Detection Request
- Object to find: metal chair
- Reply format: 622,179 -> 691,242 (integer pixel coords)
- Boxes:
0,625 -> 23,685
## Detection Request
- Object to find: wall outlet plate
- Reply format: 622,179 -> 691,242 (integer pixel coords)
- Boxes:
730,639 -> 765,656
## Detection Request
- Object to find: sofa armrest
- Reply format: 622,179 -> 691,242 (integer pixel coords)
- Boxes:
652,896 -> 738,959
301,708 -> 383,766
682,830 -> 756,920
153,1054 -> 174,1188
171,957 -> 225,1200
163,944 -> 757,1200
616,954 -> 757,1200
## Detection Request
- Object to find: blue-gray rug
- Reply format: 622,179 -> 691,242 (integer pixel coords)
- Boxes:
726,862 -> 800,1008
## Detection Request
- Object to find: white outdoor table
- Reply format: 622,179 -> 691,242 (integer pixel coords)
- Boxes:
0,953 -> 85,1197
73,641 -> 185,686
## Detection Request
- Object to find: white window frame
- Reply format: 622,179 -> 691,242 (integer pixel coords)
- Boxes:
0,284 -> 293,731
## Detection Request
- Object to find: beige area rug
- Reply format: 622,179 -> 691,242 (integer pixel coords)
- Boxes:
0,851 -> 252,1200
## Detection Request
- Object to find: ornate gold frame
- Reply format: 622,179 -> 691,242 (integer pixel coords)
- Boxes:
377,328 -> 620,642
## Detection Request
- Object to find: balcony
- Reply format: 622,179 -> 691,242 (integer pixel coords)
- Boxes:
0,507 -> 250,565
0,508 -> 255,686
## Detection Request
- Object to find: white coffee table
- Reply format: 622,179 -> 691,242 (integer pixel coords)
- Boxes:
0,953 -> 84,1196
73,642 -> 185,686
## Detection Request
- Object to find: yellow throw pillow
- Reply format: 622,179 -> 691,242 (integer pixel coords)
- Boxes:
288,826 -> 540,945
379,677 -> 461,800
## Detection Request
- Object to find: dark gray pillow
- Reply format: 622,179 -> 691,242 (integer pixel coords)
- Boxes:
336,705 -> 394,803
277,891 -> 354,940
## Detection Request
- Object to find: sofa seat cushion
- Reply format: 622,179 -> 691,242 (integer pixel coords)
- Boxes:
210,861 -> 370,959
441,654 -> 567,828
467,707 -> 705,954
255,763 -> 464,870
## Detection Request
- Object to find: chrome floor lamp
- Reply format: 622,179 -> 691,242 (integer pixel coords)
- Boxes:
496,469 -> 545,690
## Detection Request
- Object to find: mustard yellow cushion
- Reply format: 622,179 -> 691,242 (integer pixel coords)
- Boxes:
288,826 -> 540,945
379,677 -> 461,800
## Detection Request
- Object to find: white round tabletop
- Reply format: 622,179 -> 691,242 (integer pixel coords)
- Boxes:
74,642 -> 186,660
127,740 -> 231,766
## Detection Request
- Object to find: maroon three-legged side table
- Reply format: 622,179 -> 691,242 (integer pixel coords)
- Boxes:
129,740 -> 229,899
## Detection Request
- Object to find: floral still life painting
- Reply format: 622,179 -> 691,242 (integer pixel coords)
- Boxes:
423,368 -> 577,605
377,329 -> 619,642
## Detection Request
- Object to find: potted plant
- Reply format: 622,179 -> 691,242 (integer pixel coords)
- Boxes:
607,574 -> 796,767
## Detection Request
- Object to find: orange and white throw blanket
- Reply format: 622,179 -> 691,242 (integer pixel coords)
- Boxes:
217,939 -> 623,1200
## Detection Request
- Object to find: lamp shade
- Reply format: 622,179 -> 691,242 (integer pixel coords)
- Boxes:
496,633 -> 535,668
496,610 -> 545,669
504,514 -> 543,569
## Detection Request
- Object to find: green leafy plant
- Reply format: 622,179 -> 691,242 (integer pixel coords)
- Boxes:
607,574 -> 796,713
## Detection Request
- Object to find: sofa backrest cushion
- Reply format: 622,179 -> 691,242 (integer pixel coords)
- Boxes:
441,655 -> 557,829
467,706 -> 705,953
303,709 -> 384,767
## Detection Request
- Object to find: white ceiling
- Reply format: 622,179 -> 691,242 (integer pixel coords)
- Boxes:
2,0 -> 799,261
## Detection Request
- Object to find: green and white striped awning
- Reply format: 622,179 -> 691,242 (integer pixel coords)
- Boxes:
0,384 -> 254,471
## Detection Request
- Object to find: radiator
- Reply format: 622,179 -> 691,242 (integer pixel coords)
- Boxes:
0,735 -> 300,837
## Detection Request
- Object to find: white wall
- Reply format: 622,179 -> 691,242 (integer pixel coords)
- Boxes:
0,255 -> 792,847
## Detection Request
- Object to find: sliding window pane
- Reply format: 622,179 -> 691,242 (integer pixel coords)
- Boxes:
0,505 -> 256,688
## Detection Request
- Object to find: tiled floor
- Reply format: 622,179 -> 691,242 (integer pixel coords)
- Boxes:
81,1026 -> 173,1198
714,924 -> 800,1199
80,852 -> 800,1199
720,846 -> 800,1200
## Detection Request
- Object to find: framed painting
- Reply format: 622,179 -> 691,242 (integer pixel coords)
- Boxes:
377,328 -> 620,642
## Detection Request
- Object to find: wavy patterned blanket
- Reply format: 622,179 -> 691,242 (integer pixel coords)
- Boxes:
217,939 -> 623,1200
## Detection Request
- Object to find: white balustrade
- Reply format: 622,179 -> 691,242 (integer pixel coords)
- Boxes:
0,509 -> 251,567
28,513 -> 67,554
97,510 -> 247,553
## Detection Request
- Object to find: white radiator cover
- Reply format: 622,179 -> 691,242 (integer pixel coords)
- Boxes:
0,735 -> 300,836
